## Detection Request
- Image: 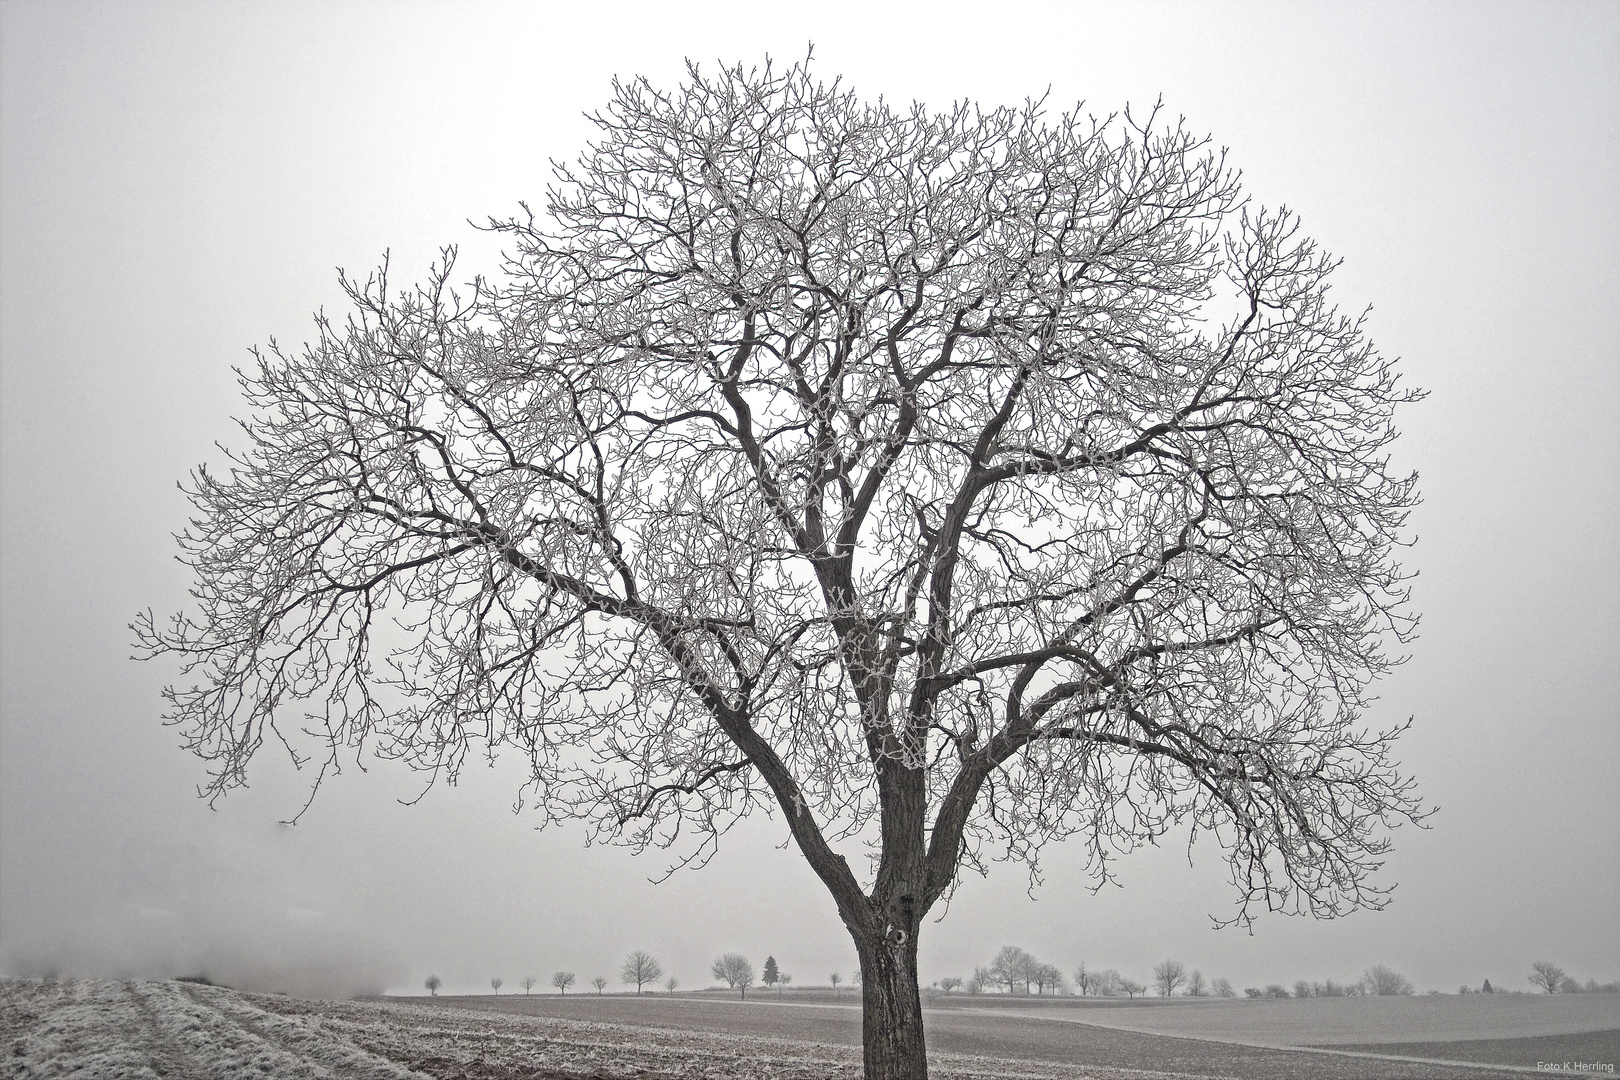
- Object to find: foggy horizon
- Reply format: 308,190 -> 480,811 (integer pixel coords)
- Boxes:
2,0 -> 1616,1005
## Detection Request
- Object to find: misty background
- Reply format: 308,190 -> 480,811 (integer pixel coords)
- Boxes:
2,0 -> 1615,999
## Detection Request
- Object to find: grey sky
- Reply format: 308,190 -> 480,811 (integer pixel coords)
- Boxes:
2,0 -> 1615,998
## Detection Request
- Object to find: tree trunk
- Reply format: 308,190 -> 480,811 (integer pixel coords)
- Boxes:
855,925 -> 927,1079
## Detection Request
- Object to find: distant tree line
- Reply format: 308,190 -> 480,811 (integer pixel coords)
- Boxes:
419,953 -> 1619,1000
1524,961 -> 1620,995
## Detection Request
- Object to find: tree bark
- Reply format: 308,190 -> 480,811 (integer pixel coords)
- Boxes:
855,921 -> 927,1080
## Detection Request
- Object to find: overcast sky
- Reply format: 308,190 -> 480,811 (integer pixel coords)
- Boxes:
2,0 -> 1616,1000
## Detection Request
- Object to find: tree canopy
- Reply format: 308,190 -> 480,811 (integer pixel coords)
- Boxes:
137,57 -> 1427,1079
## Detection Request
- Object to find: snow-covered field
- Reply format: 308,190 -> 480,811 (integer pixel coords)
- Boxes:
0,978 -> 1144,1080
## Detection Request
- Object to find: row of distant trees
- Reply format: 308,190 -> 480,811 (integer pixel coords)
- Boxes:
1241,966 -> 1408,998
949,948 -> 1229,998
422,950 -> 800,1000
422,951 -> 679,998
1524,961 -> 1620,995
422,953 -> 1618,1000
944,950 -> 1431,999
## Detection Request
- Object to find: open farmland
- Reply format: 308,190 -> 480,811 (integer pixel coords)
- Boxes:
943,991 -> 1620,1043
8,978 -> 1616,1079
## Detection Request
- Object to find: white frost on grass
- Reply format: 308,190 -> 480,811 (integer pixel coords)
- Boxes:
2,979 -> 427,1079
2,978 -> 1191,1079
4,979 -> 163,1079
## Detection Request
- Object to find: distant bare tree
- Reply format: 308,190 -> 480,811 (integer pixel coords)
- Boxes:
1120,977 -> 1146,999
781,973 -> 793,994
968,968 -> 990,995
521,975 -> 537,994
1362,965 -> 1413,996
938,976 -> 962,994
491,977 -> 503,994
989,947 -> 1032,994
1073,963 -> 1096,997
1186,970 -> 1206,997
1212,977 -> 1235,998
1095,969 -> 1123,997
1034,964 -> 1063,995
1529,961 -> 1566,994
592,976 -> 608,994
830,972 -> 843,997
424,975 -> 441,996
552,971 -> 576,995
621,951 -> 664,995
665,976 -> 679,994
1153,960 -> 1187,997
711,954 -> 755,999
1293,979 -> 1312,998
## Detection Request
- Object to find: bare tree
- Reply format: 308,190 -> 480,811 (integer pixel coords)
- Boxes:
665,976 -> 679,994
1119,977 -> 1146,999
989,947 -> 1031,994
1153,960 -> 1187,997
1186,970 -> 1206,997
592,976 -> 608,994
621,951 -> 664,995
1361,965 -> 1413,995
137,57 -> 1428,1080
552,971 -> 575,995
781,972 -> 793,994
968,968 -> 990,995
830,972 -> 843,997
1035,963 -> 1063,995
1074,963 -> 1097,997
1095,969 -> 1123,997
711,954 -> 755,999
490,977 -> 503,994
1292,979 -> 1312,998
1212,977 -> 1235,998
938,976 -> 961,993
1529,961 -> 1566,994
424,974 -> 441,997
521,975 -> 537,995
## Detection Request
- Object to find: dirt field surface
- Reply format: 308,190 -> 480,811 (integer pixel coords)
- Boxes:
951,992 -> 1620,1045
3,978 -> 1610,1079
